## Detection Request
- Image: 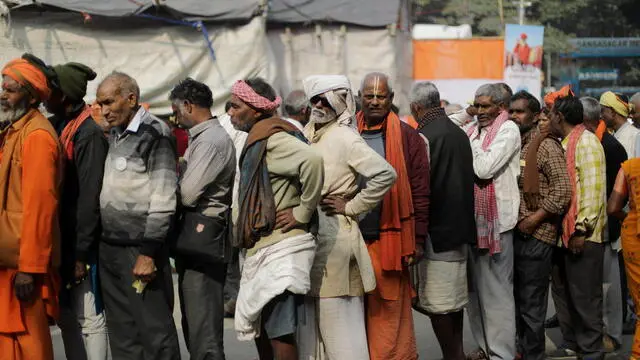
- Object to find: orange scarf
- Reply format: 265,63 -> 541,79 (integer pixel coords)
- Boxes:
595,120 -> 607,142
357,111 -> 415,271
60,105 -> 92,160
562,124 -> 585,246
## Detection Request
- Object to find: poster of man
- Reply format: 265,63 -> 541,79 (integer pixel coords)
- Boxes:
504,24 -> 544,99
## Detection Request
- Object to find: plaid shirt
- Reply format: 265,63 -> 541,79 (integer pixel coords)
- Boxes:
562,131 -> 607,244
518,129 -> 572,245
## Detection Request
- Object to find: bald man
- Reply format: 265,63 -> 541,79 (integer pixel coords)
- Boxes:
96,72 -> 180,360
357,72 -> 429,360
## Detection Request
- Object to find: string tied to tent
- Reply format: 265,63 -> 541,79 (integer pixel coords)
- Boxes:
135,13 -> 217,61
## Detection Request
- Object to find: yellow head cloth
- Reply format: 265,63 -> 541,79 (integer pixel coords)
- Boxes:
600,91 -> 630,118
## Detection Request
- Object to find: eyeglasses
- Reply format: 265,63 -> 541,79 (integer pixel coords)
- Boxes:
310,95 -> 331,108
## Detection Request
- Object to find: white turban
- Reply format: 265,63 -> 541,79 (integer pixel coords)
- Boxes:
302,75 -> 356,128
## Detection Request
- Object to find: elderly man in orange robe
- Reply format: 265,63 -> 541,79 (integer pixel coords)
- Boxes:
357,72 -> 430,360
0,54 -> 63,360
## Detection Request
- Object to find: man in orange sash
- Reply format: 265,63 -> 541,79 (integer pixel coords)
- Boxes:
357,72 -> 429,360
46,62 -> 109,360
0,54 -> 63,360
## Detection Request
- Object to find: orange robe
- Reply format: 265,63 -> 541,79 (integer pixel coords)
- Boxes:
358,112 -> 418,360
0,130 -> 61,360
621,159 -> 640,359
366,242 -> 417,360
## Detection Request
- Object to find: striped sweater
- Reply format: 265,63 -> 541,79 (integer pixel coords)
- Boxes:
99,107 -> 177,257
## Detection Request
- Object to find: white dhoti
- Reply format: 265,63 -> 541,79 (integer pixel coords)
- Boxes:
234,233 -> 316,341
297,296 -> 370,360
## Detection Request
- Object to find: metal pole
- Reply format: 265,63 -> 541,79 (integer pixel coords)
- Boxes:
546,53 -> 552,89
498,0 -> 504,29
518,0 -> 525,25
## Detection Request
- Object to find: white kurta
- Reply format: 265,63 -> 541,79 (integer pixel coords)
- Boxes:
468,119 -> 521,233
614,121 -> 640,159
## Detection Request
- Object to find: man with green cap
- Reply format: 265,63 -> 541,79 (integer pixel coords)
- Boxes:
46,62 -> 109,360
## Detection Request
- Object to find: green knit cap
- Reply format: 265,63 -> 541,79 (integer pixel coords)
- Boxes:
52,62 -> 97,102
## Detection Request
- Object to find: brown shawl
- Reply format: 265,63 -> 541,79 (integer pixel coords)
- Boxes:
234,117 -> 306,249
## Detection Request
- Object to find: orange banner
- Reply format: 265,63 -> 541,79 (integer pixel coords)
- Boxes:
413,39 -> 504,80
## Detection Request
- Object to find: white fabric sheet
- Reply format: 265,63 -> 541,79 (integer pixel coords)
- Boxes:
0,13 -> 276,116
235,233 -> 316,341
298,296 -> 369,360
268,26 -> 413,113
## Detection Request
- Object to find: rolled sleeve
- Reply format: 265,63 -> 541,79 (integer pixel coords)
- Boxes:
344,138 -> 397,217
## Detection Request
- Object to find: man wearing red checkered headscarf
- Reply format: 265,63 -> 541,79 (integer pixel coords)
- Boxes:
229,78 -> 324,360
0,54 -> 63,360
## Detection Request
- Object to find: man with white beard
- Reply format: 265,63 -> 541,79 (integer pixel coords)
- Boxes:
299,75 -> 396,359
0,54 -> 63,360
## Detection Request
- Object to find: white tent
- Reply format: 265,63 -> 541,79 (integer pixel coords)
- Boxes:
0,1 -> 274,115
0,0 -> 414,114
267,0 -> 413,112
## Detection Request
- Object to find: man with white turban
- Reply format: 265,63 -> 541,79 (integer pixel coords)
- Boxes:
299,75 -> 397,359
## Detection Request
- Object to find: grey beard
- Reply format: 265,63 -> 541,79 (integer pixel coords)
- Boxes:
0,105 -> 27,129
309,108 -> 337,124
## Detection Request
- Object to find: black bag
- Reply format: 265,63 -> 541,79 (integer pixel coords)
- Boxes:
173,210 -> 231,264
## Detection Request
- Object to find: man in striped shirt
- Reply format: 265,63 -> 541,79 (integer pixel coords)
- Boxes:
96,72 -> 180,360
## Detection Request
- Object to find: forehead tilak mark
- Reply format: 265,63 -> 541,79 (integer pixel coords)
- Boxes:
373,76 -> 380,96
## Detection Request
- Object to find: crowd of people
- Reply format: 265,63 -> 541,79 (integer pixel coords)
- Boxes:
2,52 -> 640,360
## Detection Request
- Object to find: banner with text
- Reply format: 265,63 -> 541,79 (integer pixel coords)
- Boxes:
504,24 -> 544,100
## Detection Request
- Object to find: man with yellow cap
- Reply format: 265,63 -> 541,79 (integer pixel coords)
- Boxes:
0,54 -> 63,360
601,91 -> 639,159
46,62 -> 109,360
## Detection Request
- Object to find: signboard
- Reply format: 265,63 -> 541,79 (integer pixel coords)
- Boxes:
503,24 -> 544,100
567,38 -> 640,58
577,68 -> 619,81
582,87 -> 640,97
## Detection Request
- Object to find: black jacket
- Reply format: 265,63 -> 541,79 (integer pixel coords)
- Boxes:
51,105 -> 109,283
601,132 -> 627,242
418,108 -> 477,252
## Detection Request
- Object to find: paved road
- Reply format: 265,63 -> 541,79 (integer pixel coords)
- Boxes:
51,278 -> 633,359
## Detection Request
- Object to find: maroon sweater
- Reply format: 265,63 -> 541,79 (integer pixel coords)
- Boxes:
360,120 -> 430,245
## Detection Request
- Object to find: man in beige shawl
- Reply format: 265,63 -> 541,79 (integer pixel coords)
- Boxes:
298,75 -> 396,360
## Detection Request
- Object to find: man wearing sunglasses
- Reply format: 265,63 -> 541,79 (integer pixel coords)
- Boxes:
300,75 -> 397,360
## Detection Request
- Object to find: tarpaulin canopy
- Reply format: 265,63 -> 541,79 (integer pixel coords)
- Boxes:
268,0 -> 402,28
0,11 -> 275,115
11,0 -> 262,22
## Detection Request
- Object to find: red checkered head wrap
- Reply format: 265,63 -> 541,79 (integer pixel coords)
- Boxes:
231,80 -> 282,113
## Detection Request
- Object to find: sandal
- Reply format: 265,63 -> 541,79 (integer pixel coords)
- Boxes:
466,348 -> 489,360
